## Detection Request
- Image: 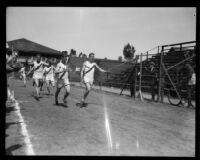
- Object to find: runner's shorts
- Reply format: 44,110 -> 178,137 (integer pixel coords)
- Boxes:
46,76 -> 54,82
57,78 -> 70,88
33,73 -> 43,80
83,76 -> 94,86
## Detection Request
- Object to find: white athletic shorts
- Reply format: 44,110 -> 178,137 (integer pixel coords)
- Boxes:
83,76 -> 94,86
46,76 -> 54,82
57,78 -> 70,88
33,73 -> 43,80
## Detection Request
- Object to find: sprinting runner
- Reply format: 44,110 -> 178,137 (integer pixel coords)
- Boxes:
29,54 -> 48,101
43,60 -> 56,95
79,52 -> 109,107
19,63 -> 26,87
54,55 -> 71,106
40,58 -> 47,92
40,68 -> 46,91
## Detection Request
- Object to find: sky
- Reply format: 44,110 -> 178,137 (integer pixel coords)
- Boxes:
6,7 -> 196,60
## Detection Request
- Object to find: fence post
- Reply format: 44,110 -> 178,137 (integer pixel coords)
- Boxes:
134,58 -> 138,99
159,46 -> 164,103
158,46 -> 163,102
137,53 -> 143,101
157,46 -> 160,102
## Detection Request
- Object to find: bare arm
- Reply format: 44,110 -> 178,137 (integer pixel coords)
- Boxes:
54,65 -> 62,74
95,63 -> 107,73
27,66 -> 35,75
81,63 -> 86,79
42,61 -> 49,66
54,64 -> 66,74
6,56 -> 14,64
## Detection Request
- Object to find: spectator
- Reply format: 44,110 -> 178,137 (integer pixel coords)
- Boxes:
145,61 -> 159,101
185,61 -> 195,108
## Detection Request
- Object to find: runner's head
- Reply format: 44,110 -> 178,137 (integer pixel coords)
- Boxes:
62,55 -> 69,65
46,59 -> 52,67
89,53 -> 95,62
36,54 -> 41,63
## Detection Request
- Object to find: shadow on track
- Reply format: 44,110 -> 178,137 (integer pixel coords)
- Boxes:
6,144 -> 22,155
6,122 -> 21,130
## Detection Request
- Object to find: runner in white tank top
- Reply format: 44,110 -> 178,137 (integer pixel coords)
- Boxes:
19,63 -> 26,87
43,60 -> 56,95
79,52 -> 108,107
31,54 -> 48,101
54,55 -> 71,106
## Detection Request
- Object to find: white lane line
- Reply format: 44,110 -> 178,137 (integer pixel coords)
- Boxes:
10,89 -> 35,155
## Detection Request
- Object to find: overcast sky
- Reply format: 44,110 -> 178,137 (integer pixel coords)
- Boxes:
6,7 -> 196,60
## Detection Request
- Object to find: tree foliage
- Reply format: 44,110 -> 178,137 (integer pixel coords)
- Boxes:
123,43 -> 135,61
118,56 -> 123,62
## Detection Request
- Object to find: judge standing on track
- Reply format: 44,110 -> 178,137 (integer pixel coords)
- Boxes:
79,52 -> 109,107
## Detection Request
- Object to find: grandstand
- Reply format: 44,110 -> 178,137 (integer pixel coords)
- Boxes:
67,41 -> 196,102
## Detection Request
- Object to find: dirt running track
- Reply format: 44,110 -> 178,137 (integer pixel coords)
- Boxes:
6,79 -> 195,156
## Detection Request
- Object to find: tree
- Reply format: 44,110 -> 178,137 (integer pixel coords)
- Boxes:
104,57 -> 108,60
123,43 -> 135,61
118,56 -> 123,62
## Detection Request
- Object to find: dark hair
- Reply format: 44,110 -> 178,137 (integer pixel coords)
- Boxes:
47,60 -> 52,66
89,53 -> 95,57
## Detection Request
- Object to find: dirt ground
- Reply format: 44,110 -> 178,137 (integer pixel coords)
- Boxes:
6,78 -> 195,156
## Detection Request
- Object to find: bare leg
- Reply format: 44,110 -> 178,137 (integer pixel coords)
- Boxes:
81,83 -> 91,104
46,80 -> 50,94
34,79 -> 40,100
40,80 -> 44,91
63,85 -> 70,104
23,75 -> 26,87
55,87 -> 61,104
51,81 -> 55,95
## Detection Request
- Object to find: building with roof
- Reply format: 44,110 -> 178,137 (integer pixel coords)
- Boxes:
7,38 -> 63,63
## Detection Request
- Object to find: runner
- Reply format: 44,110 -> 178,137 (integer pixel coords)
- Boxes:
79,52 -> 109,107
43,60 -> 56,95
30,54 -> 48,101
54,55 -> 71,106
40,57 -> 47,92
18,63 -> 27,87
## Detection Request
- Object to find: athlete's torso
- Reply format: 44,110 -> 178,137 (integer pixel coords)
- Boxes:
83,61 -> 96,79
44,65 -> 54,77
33,61 -> 45,74
57,62 -> 69,79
